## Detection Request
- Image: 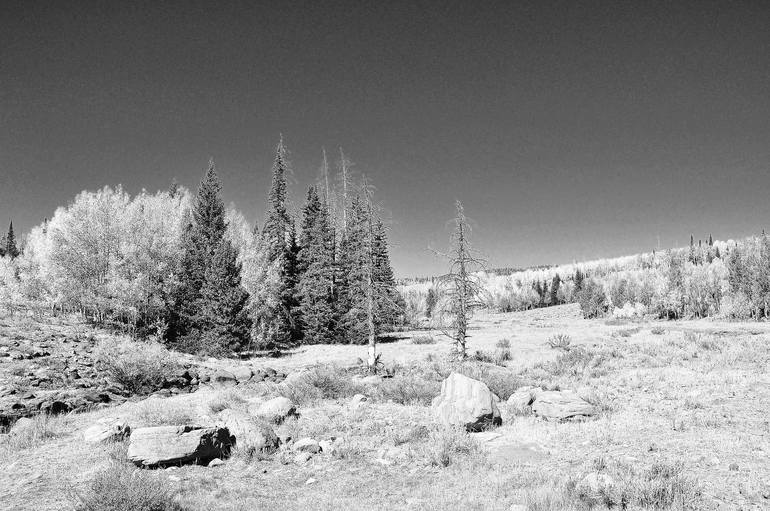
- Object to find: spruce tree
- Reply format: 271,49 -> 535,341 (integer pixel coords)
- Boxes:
172,160 -> 251,354
335,195 -> 371,344
550,274 -> 561,305
252,138 -> 300,348
5,221 -> 19,259
296,186 -> 337,344
371,219 -> 402,329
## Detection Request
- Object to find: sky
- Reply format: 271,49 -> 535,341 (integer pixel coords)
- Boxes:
2,0 -> 770,277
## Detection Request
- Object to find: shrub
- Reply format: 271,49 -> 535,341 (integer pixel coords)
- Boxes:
411,335 -> 436,345
547,334 -> 572,351
611,327 -> 640,338
73,461 -> 188,511
274,365 -> 363,405
719,292 -> 752,320
375,375 -> 440,405
94,337 -> 179,394
424,426 -> 483,467
496,338 -> 511,350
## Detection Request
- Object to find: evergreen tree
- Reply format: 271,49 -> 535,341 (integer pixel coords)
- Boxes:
5,221 -> 19,259
171,160 -> 251,354
251,138 -> 300,348
296,186 -> 337,343
573,268 -> 585,292
371,219 -> 402,328
688,234 -> 696,264
335,195 -> 371,344
550,274 -> 561,305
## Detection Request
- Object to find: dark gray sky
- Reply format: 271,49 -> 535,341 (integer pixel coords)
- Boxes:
2,0 -> 769,276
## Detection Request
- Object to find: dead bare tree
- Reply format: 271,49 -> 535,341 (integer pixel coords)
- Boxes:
435,201 -> 487,360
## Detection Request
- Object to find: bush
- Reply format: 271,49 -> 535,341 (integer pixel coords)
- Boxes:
411,335 -> 436,345
73,461 -> 188,511
94,337 -> 180,394
275,365 -> 363,405
547,333 -> 572,351
423,426 -> 483,467
375,375 -> 440,405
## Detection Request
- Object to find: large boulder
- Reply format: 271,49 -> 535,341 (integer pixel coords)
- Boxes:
216,409 -> 278,453
431,372 -> 502,432
531,390 -> 595,420
251,396 -> 297,423
83,417 -> 131,444
127,426 -> 234,467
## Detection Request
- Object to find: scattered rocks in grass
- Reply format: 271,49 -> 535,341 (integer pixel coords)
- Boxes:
127,425 -> 234,467
432,372 -> 502,432
294,437 -> 321,453
216,408 -> 279,453
83,416 -> 131,443
531,390 -> 595,420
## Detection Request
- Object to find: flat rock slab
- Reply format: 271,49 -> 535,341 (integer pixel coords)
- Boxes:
127,425 -> 233,467
531,390 -> 595,420
83,417 -> 130,444
475,434 -> 549,465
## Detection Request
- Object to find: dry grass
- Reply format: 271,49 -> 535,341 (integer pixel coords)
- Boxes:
71,459 -> 189,511
4,306 -> 770,510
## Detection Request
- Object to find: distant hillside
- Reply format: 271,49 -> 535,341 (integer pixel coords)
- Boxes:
400,234 -> 767,323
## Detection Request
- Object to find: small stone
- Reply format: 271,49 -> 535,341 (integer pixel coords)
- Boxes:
294,452 -> 312,464
208,458 -> 224,467
293,437 -> 320,453
230,366 -> 253,383
349,394 -> 369,410
729,463 -> 739,471
319,440 -> 333,453
305,477 -> 317,485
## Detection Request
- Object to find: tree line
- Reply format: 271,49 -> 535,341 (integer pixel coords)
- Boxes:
0,139 -> 402,359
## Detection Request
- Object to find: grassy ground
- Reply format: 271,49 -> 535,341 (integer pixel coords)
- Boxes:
2,304 -> 769,510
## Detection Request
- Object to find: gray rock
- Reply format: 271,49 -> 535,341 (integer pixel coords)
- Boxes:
252,396 -> 297,423
293,437 -> 321,453
294,451 -> 312,464
230,366 -> 253,383
531,390 -> 595,420
216,409 -> 278,453
349,393 -> 369,410
211,370 -> 237,386
431,372 -> 502,432
506,386 -> 540,414
127,425 -> 234,467
9,417 -> 35,436
208,458 -> 224,467
83,417 -> 131,444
